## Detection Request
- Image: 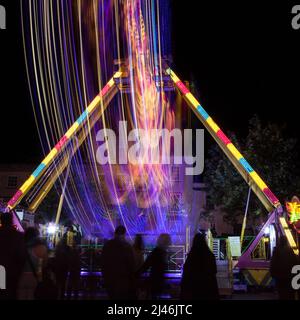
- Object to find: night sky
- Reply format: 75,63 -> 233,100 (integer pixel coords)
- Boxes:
0,1 -> 299,164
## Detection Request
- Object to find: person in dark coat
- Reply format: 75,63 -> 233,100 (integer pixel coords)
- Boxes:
0,212 -> 26,300
17,227 -> 49,300
54,238 -> 71,300
66,245 -> 81,300
181,233 -> 219,300
101,226 -> 136,300
139,233 -> 171,299
133,234 -> 145,271
270,236 -> 299,300
72,221 -> 83,245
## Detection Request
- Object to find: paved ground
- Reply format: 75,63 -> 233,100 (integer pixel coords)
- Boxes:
76,275 -> 280,300
225,292 -> 278,300
72,290 -> 279,300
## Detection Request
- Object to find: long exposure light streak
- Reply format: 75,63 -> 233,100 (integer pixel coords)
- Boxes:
17,0 -> 185,240
6,74 -> 120,211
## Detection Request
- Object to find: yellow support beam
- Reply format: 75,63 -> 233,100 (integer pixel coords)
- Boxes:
28,86 -> 118,212
167,67 -> 298,255
279,217 -> 299,255
6,72 -> 122,212
167,68 -> 280,213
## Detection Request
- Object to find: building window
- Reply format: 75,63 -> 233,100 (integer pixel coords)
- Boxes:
7,176 -> 18,188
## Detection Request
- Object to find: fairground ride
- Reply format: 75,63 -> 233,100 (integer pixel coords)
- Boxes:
2,0 -> 299,287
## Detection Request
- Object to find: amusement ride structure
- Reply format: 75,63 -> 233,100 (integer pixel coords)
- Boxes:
2,0 -> 299,287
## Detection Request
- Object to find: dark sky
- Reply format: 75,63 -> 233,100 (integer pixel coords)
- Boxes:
0,1 -> 299,164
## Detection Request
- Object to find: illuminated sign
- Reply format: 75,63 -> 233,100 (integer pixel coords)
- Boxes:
286,196 -> 300,233
287,202 -> 300,223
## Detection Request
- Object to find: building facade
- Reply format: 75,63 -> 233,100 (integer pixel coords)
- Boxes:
0,164 -> 35,203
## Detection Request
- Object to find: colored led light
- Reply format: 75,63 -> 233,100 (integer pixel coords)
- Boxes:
20,176 -> 35,193
5,74 -> 120,211
77,110 -> 88,125
108,80 -> 115,88
286,202 -> 300,224
66,122 -> 79,139
100,84 -> 111,96
217,130 -> 231,145
7,190 -> 23,207
279,217 -> 299,255
170,72 -> 180,83
43,149 -> 58,166
114,71 -> 123,78
249,172 -> 268,190
239,158 -> 254,173
196,105 -> 209,120
227,143 -> 243,161
280,216 -> 289,228
87,96 -> 101,113
185,93 -> 199,109
290,212 -> 300,224
55,136 -> 69,151
32,163 -> 46,178
206,117 -> 220,133
263,188 -> 279,204
176,81 -> 190,95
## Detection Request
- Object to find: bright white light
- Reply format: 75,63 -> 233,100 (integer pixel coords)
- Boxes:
264,226 -> 270,235
47,223 -> 58,235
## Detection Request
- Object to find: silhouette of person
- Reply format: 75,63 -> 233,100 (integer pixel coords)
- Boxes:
270,236 -> 299,300
63,225 -> 76,247
54,238 -> 71,300
66,244 -> 81,300
181,233 -> 219,300
0,213 -> 26,300
132,234 -> 145,299
101,226 -> 136,300
54,233 -> 81,300
133,234 -> 145,271
17,227 -> 48,300
72,221 -> 83,245
139,233 -> 171,299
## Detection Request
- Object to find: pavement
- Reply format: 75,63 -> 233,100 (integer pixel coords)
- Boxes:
224,292 -> 278,300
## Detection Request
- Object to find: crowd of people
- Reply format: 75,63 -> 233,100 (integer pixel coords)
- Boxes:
100,226 -> 218,300
0,211 -> 299,300
0,212 -> 220,300
0,213 -> 83,300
